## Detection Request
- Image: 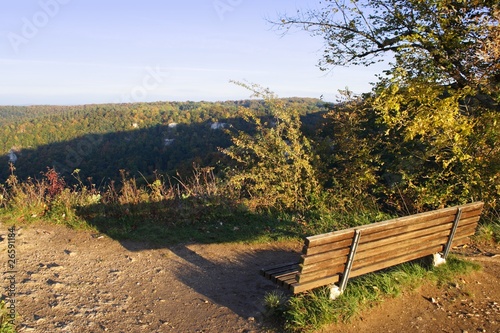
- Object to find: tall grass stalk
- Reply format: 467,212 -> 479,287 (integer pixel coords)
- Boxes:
475,208 -> 500,244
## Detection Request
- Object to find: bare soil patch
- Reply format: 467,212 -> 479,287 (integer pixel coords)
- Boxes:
326,243 -> 500,333
1,223 -> 498,333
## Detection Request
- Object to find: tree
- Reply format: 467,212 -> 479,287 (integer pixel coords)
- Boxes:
276,0 -> 500,212
276,0 -> 499,109
371,73 -> 499,211
315,89 -> 380,198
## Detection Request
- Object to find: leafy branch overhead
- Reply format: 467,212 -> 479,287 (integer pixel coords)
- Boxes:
275,0 -> 499,108
272,0 -> 499,212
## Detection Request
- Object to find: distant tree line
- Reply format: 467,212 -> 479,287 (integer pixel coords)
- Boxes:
0,98 -> 325,185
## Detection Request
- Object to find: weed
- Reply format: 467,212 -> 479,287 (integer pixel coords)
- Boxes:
284,287 -> 336,332
306,209 -> 394,234
263,291 -> 288,317
475,210 -> 500,244
0,301 -> 16,333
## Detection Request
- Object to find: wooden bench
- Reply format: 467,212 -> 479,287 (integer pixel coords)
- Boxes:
261,202 -> 484,298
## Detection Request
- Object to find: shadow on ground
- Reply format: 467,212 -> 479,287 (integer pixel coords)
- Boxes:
167,243 -> 301,319
77,198 -> 305,246
75,200 -> 305,320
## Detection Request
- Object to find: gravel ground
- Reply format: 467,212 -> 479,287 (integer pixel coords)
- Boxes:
1,222 -> 498,333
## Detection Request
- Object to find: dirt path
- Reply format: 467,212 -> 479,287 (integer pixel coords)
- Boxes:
326,245 -> 500,333
1,222 -> 498,333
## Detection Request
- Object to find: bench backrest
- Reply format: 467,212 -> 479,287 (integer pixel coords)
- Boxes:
291,202 -> 484,293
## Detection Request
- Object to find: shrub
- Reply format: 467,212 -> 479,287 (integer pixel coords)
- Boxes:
222,83 -> 321,214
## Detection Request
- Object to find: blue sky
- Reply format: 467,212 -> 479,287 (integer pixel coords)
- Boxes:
0,0 -> 388,105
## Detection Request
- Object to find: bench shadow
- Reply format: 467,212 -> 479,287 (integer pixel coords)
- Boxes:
74,188 -> 307,321
165,243 -> 301,319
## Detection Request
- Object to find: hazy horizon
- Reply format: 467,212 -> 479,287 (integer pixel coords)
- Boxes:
1,1 -> 389,106
0,94 -> 328,108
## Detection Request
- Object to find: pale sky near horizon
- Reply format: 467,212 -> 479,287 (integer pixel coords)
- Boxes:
0,0 -> 389,106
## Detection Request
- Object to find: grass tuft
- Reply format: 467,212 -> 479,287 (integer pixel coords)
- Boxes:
475,220 -> 500,245
0,301 -> 16,333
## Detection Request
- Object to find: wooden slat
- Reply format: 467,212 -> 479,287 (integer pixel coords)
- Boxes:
350,245 -> 443,278
301,246 -> 351,266
456,208 -> 483,219
356,220 -> 477,254
305,229 -> 355,247
274,271 -> 299,286
455,215 -> 482,230
301,212 -> 481,267
356,233 -> 450,263
304,211 -> 480,257
305,211 -> 449,247
260,262 -> 300,278
305,202 -> 483,248
262,202 -> 484,294
359,215 -> 455,243
299,207 -> 479,274
291,275 -> 340,294
352,225 -> 477,271
300,255 -> 348,274
298,264 -> 346,284
329,208 -> 479,246
300,216 -> 479,270
450,233 -> 474,247
361,208 -> 482,242
272,269 -> 299,283
297,224 -> 477,283
357,223 -> 454,253
350,234 -> 472,279
359,223 -> 477,259
304,238 -> 354,256
297,224 -> 475,284
261,263 -> 301,288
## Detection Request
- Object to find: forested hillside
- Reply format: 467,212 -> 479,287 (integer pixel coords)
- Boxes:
0,98 -> 325,184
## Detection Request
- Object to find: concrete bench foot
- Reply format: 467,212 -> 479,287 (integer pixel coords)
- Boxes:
329,284 -> 342,300
433,253 -> 446,266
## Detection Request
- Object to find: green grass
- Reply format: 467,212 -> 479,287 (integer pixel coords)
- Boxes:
264,256 -> 481,333
1,187 -> 391,246
0,207 -> 391,246
82,208 -> 304,245
0,166 -> 397,246
304,209 -> 395,234
475,218 -> 500,244
0,301 -> 16,333
0,202 -> 305,245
